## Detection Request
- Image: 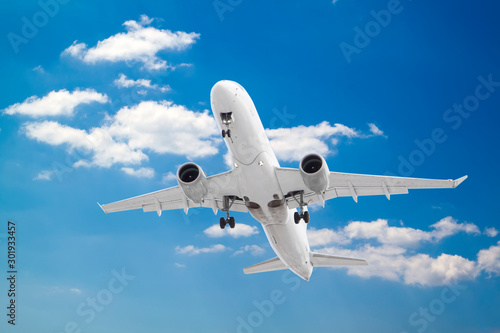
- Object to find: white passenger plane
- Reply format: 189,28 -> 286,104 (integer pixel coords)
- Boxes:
99,80 -> 467,281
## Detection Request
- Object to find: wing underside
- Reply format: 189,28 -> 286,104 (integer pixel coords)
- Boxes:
100,170 -> 247,216
275,168 -> 467,208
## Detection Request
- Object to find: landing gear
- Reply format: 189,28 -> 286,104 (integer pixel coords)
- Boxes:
222,129 -> 231,138
220,217 -> 227,229
291,191 -> 310,224
228,216 -> 235,229
219,196 -> 236,229
294,210 -> 310,224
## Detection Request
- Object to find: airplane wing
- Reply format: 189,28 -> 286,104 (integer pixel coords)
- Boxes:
99,170 -> 247,216
275,167 -> 467,208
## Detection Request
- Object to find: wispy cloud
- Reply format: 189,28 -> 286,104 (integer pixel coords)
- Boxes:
114,73 -> 171,93
161,171 -> 177,184
204,223 -> 259,238
3,89 -> 108,117
266,121 -> 384,161
62,15 -> 200,70
484,227 -> 499,237
175,244 -> 227,256
368,123 -> 384,136
233,245 -> 265,256
33,169 -> 55,181
121,167 -> 155,178
33,65 -> 45,73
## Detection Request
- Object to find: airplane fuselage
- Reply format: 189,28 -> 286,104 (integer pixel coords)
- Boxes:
211,80 -> 313,280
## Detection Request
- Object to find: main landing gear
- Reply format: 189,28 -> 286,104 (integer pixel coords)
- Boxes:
291,191 -> 310,224
220,196 -> 237,229
220,216 -> 235,229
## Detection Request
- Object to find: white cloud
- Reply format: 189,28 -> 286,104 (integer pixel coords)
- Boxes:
69,288 -> 82,295
22,100 -> 220,169
33,169 -> 55,181
203,223 -> 259,238
266,121 -> 359,161
223,150 -> 233,168
233,245 -> 265,256
308,217 -> 480,248
265,121 -> 387,161
484,227 -> 499,237
121,167 -> 155,178
114,73 -> 171,92
175,244 -> 227,256
162,171 -> 177,184
107,100 -> 219,159
33,65 -> 45,73
24,121 -> 148,168
174,262 -> 186,268
308,227 -> 350,247
308,217 -> 498,286
478,241 -> 500,275
62,15 -> 200,70
319,244 -> 480,286
3,89 -> 108,117
368,123 -> 384,136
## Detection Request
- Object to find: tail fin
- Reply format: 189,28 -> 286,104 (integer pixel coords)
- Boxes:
311,252 -> 367,267
243,257 -> 287,275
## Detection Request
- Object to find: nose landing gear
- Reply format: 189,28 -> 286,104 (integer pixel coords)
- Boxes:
222,129 -> 231,138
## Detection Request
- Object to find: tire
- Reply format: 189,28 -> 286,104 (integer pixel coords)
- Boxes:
222,130 -> 226,138
220,217 -> 226,229
304,211 -> 310,223
226,129 -> 231,138
229,216 -> 235,229
294,212 -> 300,224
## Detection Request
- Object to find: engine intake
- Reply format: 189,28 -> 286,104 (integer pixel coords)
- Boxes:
299,154 -> 330,194
177,163 -> 208,204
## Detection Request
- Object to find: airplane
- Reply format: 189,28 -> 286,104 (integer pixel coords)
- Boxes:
99,80 -> 468,281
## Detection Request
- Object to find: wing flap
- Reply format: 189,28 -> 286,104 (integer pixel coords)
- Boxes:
243,257 -> 288,274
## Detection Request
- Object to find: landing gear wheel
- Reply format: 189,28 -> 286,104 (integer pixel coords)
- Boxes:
226,129 -> 231,138
294,212 -> 300,224
228,216 -> 235,229
220,217 -> 227,229
222,130 -> 226,138
303,211 -> 310,223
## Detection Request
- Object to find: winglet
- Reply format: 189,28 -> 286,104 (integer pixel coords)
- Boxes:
97,202 -> 107,214
453,175 -> 468,188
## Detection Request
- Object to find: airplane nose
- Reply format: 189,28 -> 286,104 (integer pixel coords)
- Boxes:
211,80 -> 237,100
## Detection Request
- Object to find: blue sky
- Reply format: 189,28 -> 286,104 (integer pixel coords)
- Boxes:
1,0 -> 500,332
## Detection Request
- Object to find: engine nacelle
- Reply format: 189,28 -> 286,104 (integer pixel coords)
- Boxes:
299,153 -> 330,194
177,162 -> 208,204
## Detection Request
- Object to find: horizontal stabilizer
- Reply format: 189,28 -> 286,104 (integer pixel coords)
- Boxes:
311,252 -> 368,267
243,257 -> 288,275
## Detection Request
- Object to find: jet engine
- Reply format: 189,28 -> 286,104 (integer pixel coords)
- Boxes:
177,162 -> 208,204
299,153 -> 330,194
